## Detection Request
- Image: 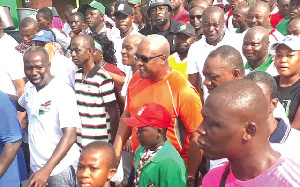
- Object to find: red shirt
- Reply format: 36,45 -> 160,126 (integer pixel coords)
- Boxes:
271,12 -> 284,28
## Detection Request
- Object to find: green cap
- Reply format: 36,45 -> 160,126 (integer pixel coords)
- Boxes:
89,1 -> 105,15
128,0 -> 141,5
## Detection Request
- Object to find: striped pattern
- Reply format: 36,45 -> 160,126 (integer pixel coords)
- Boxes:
75,68 -> 116,148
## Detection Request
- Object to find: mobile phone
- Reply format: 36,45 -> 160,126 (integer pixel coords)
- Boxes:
21,179 -> 31,187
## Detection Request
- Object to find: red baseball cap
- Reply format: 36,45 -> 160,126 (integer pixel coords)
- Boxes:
123,103 -> 172,128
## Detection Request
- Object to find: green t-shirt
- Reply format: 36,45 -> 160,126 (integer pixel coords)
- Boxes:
276,19 -> 290,36
245,54 -> 274,71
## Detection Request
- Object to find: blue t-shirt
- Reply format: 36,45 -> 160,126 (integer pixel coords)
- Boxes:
0,91 -> 28,186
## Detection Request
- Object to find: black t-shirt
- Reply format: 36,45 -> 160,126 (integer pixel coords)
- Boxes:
274,76 -> 300,123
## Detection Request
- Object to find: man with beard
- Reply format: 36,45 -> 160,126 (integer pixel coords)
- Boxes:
147,0 -> 184,53
189,7 -> 205,40
168,23 -> 196,79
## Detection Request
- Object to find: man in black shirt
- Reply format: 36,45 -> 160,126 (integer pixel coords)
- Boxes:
147,0 -> 183,53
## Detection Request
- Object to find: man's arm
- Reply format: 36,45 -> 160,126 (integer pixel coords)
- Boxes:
187,132 -> 202,187
113,110 -> 132,162
0,140 -> 22,178
106,105 -> 120,143
14,78 -> 27,129
29,127 -> 77,187
188,73 -> 200,93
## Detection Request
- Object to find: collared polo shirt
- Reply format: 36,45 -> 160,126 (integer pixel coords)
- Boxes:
244,54 -> 278,76
276,19 -> 290,36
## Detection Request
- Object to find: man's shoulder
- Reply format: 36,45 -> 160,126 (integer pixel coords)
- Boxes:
203,161 -> 229,186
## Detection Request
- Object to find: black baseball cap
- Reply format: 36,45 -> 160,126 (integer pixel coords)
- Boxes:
114,2 -> 133,16
175,23 -> 196,37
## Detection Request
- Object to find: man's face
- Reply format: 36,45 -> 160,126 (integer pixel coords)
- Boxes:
202,56 -> 235,93
242,33 -> 268,63
24,51 -> 51,90
121,38 -> 138,66
136,41 -> 165,80
133,7 -> 143,24
228,0 -> 247,10
274,44 -> 300,78
69,15 -> 85,35
115,13 -> 133,33
70,38 -> 92,67
77,149 -> 115,187
174,33 -> 195,54
150,5 -> 169,26
289,3 -> 300,20
189,9 -> 203,30
287,20 -> 300,36
197,96 -> 241,160
278,0 -> 290,17
232,7 -> 248,29
36,13 -> 49,30
86,9 -> 104,29
20,27 -> 37,45
136,127 -> 160,149
247,6 -> 270,28
202,12 -> 225,43
170,0 -> 182,10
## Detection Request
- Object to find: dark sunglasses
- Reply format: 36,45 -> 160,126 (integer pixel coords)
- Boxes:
189,15 -> 202,20
134,54 -> 165,63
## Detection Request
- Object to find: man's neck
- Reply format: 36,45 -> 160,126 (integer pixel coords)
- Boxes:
0,31 -> 4,39
92,22 -> 104,33
267,115 -> 280,137
229,146 -> 280,181
150,66 -> 172,82
82,60 -> 96,78
250,53 -> 269,69
157,19 -> 171,31
131,64 -> 138,73
178,52 -> 187,61
121,27 -> 133,38
146,138 -> 166,151
173,6 -> 184,16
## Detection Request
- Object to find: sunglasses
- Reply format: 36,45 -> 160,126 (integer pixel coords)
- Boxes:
189,15 -> 202,20
134,54 -> 164,63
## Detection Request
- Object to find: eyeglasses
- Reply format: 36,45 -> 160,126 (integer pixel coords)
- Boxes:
189,15 -> 202,20
134,54 -> 165,63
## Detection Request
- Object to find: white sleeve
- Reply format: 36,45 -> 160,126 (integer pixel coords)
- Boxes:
7,50 -> 25,80
52,28 -> 71,50
186,42 -> 200,74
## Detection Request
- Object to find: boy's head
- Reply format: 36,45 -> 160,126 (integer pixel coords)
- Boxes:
123,103 -> 171,150
174,23 -> 196,56
68,12 -> 86,35
36,7 -> 53,30
77,141 -> 117,187
19,17 -> 38,45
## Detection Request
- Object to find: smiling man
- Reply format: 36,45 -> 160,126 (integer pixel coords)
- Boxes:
19,46 -> 81,187
199,79 -> 300,186
242,26 -> 278,76
187,6 -> 243,99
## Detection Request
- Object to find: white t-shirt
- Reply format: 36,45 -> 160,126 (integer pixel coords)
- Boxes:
0,33 -> 18,49
52,28 -> 71,51
0,45 -> 25,95
18,77 -> 81,176
50,54 -> 78,88
63,23 -> 72,35
186,31 -> 244,100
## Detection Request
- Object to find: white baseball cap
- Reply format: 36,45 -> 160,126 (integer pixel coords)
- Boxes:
271,35 -> 300,51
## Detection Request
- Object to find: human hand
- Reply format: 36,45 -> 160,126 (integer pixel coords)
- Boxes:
122,139 -> 132,152
29,167 -> 51,187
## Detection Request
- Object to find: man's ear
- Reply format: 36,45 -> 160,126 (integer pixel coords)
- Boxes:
232,69 -> 241,79
107,168 -> 117,180
270,98 -> 278,112
243,122 -> 257,141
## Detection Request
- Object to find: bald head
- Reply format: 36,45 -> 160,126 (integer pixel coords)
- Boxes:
203,6 -> 224,20
247,1 -> 270,28
287,18 -> 300,37
191,0 -> 209,9
245,26 -> 269,42
208,79 -> 268,128
141,34 -> 170,57
124,34 -> 144,48
72,34 -> 95,49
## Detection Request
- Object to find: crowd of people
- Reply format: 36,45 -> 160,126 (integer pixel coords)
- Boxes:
1,0 -> 300,186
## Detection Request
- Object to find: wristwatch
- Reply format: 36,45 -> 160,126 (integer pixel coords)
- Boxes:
187,177 -> 195,184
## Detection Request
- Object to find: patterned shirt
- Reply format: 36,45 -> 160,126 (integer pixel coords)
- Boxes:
75,65 -> 116,148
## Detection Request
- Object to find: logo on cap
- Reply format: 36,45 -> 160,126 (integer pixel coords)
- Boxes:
179,24 -> 186,31
118,4 -> 125,11
283,36 -> 293,41
137,106 -> 146,116
149,0 -> 165,5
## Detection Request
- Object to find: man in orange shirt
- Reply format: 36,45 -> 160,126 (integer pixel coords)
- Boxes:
114,34 -> 203,186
